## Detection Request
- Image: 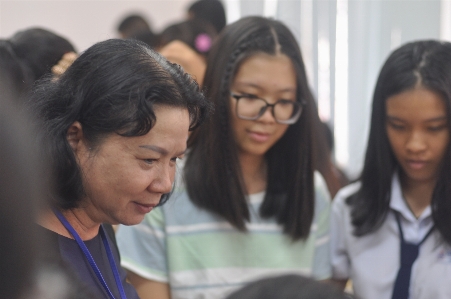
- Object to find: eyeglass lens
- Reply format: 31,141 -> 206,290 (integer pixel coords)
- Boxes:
236,96 -> 300,122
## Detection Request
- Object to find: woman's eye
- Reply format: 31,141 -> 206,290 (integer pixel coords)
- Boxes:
427,125 -> 447,132
143,159 -> 156,164
388,122 -> 405,130
240,93 -> 259,99
277,99 -> 295,105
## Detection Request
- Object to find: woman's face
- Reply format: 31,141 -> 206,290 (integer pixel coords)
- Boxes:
230,52 -> 297,158
73,106 -> 190,225
386,87 -> 449,185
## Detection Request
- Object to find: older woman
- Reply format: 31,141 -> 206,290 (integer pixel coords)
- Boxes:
32,39 -> 211,299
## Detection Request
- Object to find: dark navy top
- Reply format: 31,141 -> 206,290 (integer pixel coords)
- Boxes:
39,224 -> 140,299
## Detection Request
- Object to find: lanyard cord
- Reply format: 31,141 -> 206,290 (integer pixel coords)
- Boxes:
100,225 -> 128,299
53,209 -> 127,299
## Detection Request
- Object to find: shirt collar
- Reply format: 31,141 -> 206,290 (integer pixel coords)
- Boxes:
389,172 -> 432,222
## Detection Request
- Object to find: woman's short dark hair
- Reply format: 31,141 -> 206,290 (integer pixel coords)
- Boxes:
10,28 -> 76,82
31,38 -> 211,210
347,40 -> 451,244
185,16 -> 319,240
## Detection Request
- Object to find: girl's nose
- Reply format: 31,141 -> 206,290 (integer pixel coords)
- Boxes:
406,130 -> 427,153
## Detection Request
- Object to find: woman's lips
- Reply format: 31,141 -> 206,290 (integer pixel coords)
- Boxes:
133,202 -> 156,214
406,160 -> 428,170
248,131 -> 270,142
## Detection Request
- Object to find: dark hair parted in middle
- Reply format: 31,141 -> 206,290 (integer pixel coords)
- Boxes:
185,16 -> 318,240
32,38 -> 212,211
347,40 -> 451,244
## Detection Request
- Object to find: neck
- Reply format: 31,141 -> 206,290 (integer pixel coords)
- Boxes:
238,152 -> 267,194
400,173 -> 436,218
37,206 -> 101,240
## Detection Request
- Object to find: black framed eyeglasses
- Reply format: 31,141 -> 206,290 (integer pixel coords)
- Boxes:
230,92 -> 304,125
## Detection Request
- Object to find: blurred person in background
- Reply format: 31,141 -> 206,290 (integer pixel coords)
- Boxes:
158,18 -> 216,56
10,27 -> 76,83
317,121 -> 350,198
187,0 -> 226,34
0,39 -> 32,102
0,81 -> 96,299
117,14 -> 159,48
0,85 -> 46,299
133,30 -> 160,49
158,19 -> 217,86
117,14 -> 152,39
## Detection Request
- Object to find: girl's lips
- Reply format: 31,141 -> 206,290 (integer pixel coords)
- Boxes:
248,131 -> 270,142
406,160 -> 428,170
133,202 -> 156,214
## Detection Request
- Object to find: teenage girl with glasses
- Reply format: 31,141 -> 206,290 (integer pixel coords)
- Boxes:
330,40 -> 451,299
117,16 -> 332,299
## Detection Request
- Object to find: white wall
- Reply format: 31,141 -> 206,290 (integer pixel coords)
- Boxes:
0,0 -> 192,52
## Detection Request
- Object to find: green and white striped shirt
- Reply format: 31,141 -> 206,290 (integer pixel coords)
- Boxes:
117,172 -> 331,299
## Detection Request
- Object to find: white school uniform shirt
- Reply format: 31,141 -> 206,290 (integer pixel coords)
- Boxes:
330,173 -> 451,299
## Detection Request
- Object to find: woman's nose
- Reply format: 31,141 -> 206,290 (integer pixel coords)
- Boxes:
148,165 -> 174,194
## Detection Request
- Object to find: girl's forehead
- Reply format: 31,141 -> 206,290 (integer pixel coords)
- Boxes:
385,87 -> 448,120
231,53 -> 297,92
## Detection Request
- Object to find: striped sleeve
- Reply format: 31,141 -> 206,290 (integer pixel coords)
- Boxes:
116,207 -> 169,282
311,171 -> 332,279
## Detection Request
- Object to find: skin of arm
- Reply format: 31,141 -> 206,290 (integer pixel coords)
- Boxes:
127,271 -> 171,299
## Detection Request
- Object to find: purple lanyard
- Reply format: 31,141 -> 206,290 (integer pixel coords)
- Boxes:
53,209 -> 127,299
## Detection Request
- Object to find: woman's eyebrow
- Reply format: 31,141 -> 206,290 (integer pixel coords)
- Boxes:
386,115 -> 447,122
386,116 -> 404,121
234,82 -> 296,93
233,82 -> 263,90
139,145 -> 168,155
424,116 -> 448,122
139,145 -> 187,157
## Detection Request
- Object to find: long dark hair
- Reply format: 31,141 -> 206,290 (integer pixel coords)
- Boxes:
185,16 -> 319,240
31,39 -> 211,210
347,40 -> 451,245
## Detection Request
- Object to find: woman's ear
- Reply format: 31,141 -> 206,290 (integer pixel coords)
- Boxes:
66,121 -> 84,152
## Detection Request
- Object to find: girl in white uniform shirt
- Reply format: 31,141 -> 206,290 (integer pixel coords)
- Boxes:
330,40 -> 451,299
